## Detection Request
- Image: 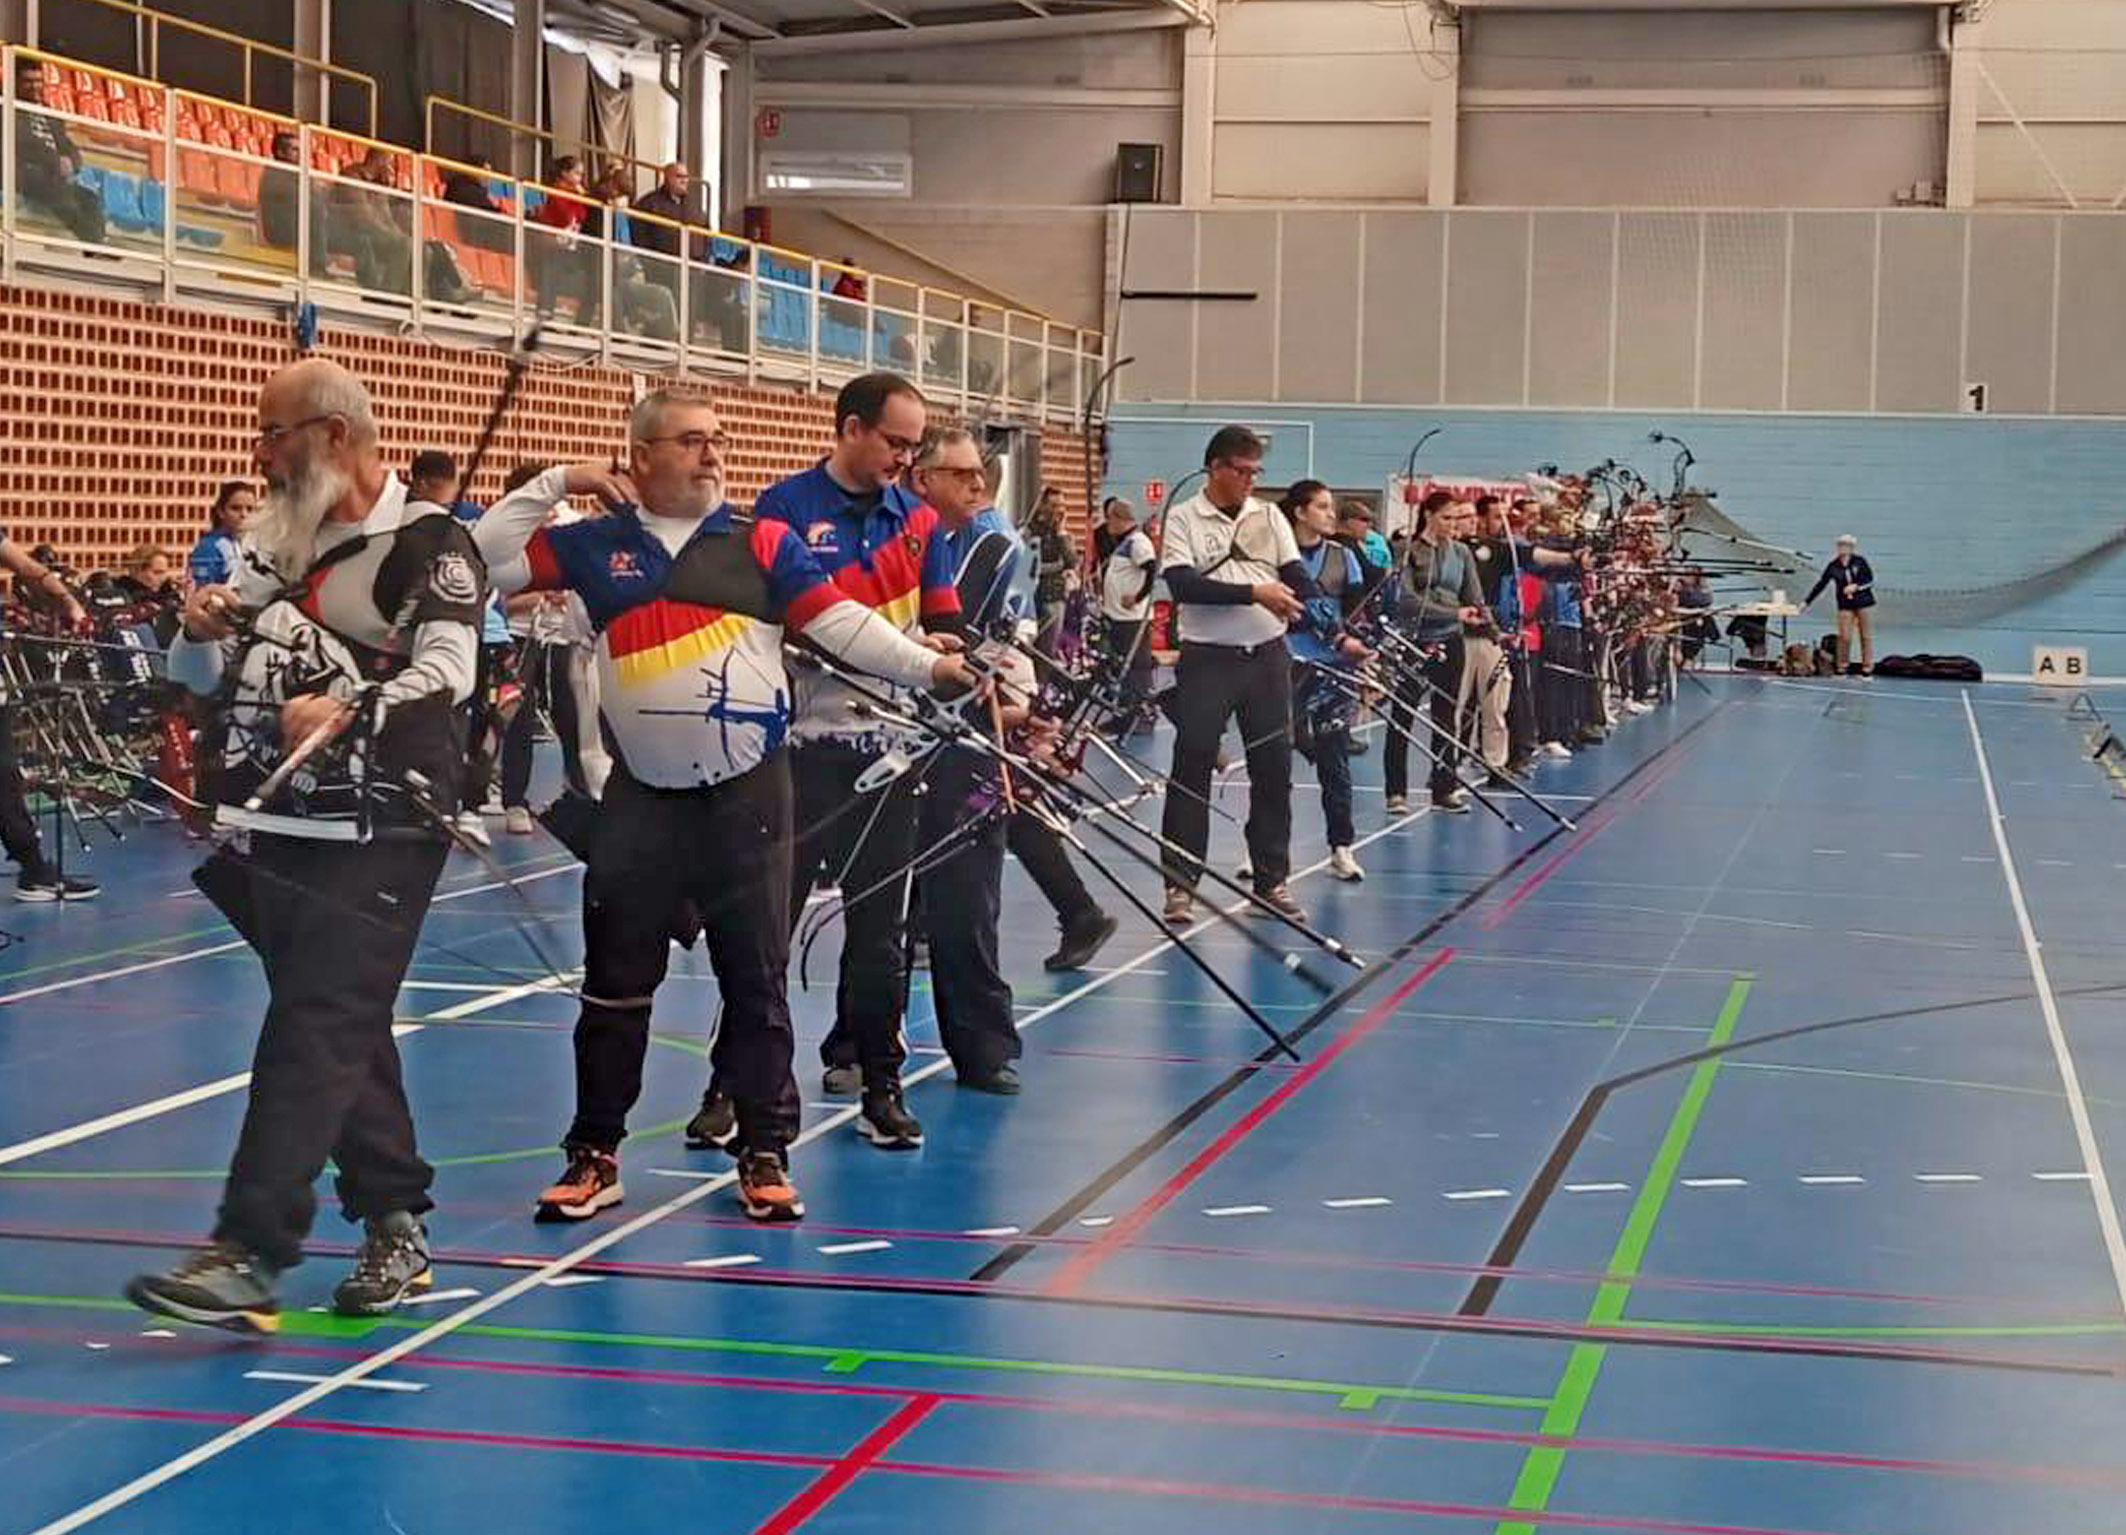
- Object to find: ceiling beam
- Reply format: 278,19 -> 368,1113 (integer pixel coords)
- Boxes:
752,7 -> 1187,55
648,0 -> 781,40
849,0 -> 918,25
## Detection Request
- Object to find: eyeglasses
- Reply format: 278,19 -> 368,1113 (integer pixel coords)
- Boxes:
925,465 -> 987,483
1215,460 -> 1264,480
874,428 -> 924,458
641,431 -> 732,456
253,414 -> 337,450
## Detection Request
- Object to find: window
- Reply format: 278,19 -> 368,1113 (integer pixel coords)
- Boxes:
759,151 -> 912,199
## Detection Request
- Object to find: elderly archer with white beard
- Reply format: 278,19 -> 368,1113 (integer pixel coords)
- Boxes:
126,358 -> 486,1335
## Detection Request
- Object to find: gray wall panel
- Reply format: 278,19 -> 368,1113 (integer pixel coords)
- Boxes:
1965,215 -> 2056,416
1527,211 -> 1614,409
1359,213 -> 1444,406
1614,214 -> 1699,409
1277,212 -> 1362,404
1875,214 -> 1963,414
1194,211 -> 1280,401
1443,211 -> 1529,407
2057,218 -> 2126,416
1787,213 -> 1876,413
1699,212 -> 1786,412
1115,210 -> 1196,403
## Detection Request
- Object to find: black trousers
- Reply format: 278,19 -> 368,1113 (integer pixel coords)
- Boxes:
572,758 -> 798,1156
1506,647 -> 1538,765
1293,668 -> 1355,850
1162,640 -> 1293,891
0,709 -> 50,880
214,834 -> 447,1271
918,762 -> 1018,1079
1008,808 -> 1100,932
797,741 -> 921,1086
463,640 -> 516,808
500,641 -> 588,808
1539,629 -> 1584,745
23,164 -> 106,245
1382,636 -> 1465,803
1103,617 -> 1156,726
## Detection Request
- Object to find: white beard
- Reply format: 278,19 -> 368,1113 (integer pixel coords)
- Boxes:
252,458 -> 350,583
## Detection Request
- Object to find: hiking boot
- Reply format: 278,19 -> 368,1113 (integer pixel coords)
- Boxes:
736,1150 -> 804,1223
1161,886 -> 1193,926
1383,794 -> 1409,814
15,871 -> 99,902
1250,883 -> 1309,924
857,1085 -> 924,1150
821,1063 -> 861,1098
332,1211 -> 433,1316
685,1089 -> 738,1151
534,1147 -> 623,1222
1044,911 -> 1117,972
125,1240 -> 281,1335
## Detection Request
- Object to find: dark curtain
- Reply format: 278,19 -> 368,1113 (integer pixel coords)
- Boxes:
334,0 -> 511,154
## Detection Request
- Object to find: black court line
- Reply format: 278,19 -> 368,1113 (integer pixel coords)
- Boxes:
968,705 -> 1732,1287
3,1223 -> 2105,1380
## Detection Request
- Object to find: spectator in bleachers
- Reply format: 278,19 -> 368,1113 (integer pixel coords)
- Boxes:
530,155 -> 594,322
189,480 -> 258,587
580,165 -> 677,341
441,156 -> 510,254
257,131 -> 309,261
830,260 -> 866,302
633,162 -> 749,352
331,146 -> 411,295
14,61 -> 106,245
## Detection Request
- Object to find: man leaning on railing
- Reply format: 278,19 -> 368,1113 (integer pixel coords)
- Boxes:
14,60 -> 107,245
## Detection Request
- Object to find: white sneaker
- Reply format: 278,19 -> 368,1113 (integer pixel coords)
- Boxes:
505,806 -> 536,835
1626,699 -> 1655,715
1328,846 -> 1365,882
453,811 -> 492,848
479,797 -> 506,817
1540,742 -> 1572,760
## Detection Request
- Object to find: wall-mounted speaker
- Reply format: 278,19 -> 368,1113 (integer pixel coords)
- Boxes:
1114,142 -> 1164,205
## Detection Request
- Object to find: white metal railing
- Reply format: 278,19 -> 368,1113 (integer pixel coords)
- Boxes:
1,44 -> 1107,427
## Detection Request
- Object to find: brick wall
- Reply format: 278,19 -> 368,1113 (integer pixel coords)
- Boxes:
0,284 -> 1092,573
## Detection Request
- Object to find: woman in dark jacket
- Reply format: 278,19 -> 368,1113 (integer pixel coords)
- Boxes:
1805,533 -> 1876,676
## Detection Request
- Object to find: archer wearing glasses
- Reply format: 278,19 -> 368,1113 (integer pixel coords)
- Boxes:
698,370 -> 963,1155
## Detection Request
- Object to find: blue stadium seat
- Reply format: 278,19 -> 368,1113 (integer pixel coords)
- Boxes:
100,169 -> 151,234
138,177 -> 166,231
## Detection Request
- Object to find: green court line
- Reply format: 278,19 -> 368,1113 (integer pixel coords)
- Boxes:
1626,1318 -> 2126,1341
0,1291 -> 1547,1412
1494,975 -> 1753,1535
0,921 -> 237,984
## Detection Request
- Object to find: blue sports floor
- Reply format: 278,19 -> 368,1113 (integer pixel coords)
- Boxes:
2,674 -> 2124,1534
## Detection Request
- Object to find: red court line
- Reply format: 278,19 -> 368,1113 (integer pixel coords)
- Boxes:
751,1395 -> 940,1535
234,1342 -> 2126,1490
1045,948 -> 1455,1296
1481,730 -> 1700,931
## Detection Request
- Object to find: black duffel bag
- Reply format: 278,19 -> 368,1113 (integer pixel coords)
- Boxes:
1874,654 -> 1984,682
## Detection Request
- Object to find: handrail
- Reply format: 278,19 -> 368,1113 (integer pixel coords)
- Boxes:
424,95 -> 666,189
2,40 -> 1106,432
45,0 -> 378,137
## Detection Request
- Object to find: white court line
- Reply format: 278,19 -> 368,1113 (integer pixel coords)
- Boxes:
683,1254 -> 762,1270
0,972 -> 578,1169
816,1240 -> 892,1257
964,1225 -> 1021,1237
1963,691 -> 2126,1322
1681,1178 -> 1746,1189
28,809 -> 1437,1534
1202,1204 -> 1270,1218
396,1288 -> 481,1307
1563,1182 -> 1630,1194
1915,1173 -> 1982,1184
1077,1216 -> 1115,1228
2036,1171 -> 2093,1182
243,1371 -> 424,1395
542,1274 -> 603,1288
1323,1196 -> 1392,1209
1443,1188 -> 1511,1201
1799,1175 -> 1866,1186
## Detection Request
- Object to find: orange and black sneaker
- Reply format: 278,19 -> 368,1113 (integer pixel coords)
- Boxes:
534,1147 -> 623,1223
737,1150 -> 804,1223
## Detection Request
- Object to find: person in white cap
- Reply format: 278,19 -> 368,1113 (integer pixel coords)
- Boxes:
1805,534 -> 1876,676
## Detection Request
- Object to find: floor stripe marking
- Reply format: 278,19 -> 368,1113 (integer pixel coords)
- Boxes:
752,1395 -> 941,1535
817,1241 -> 892,1257
684,1255 -> 763,1270
0,971 -> 578,1170
242,1370 -> 424,1394
1964,690 -> 2126,1323
1493,977 -> 1754,1535
963,1226 -> 1021,1238
1915,1174 -> 1983,1184
645,1168 -> 721,1182
396,1288 -> 481,1307
1202,1205 -> 1270,1218
1798,1176 -> 1866,1186
1884,852 -> 1922,861
1077,1216 -> 1114,1229
542,1274 -> 603,1288
1322,1197 -> 1392,1209
1680,1178 -> 1747,1189
1445,1189 -> 1513,1202
2035,1171 -> 2093,1182
1811,848 -> 1844,856
1563,1183 -> 1630,1194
